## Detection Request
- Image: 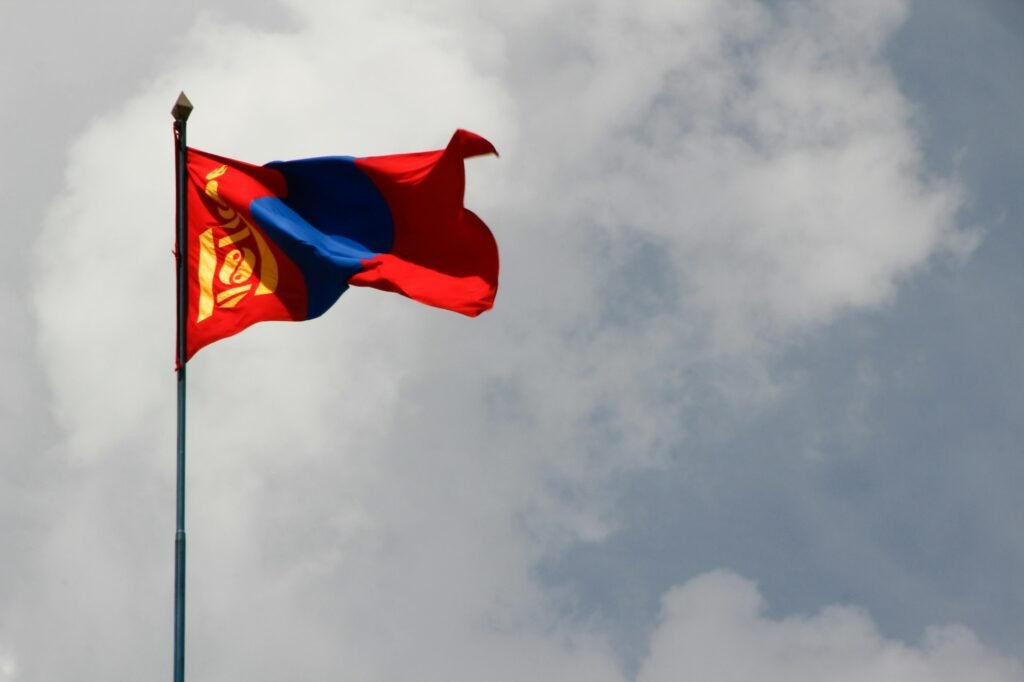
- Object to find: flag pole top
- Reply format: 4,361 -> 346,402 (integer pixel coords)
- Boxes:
172,92 -> 193,122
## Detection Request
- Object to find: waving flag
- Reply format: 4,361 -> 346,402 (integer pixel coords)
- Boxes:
181,129 -> 499,362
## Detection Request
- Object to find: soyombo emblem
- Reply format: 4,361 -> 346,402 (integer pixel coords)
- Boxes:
195,165 -> 278,323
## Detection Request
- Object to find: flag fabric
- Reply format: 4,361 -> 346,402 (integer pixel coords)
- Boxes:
180,129 -> 499,362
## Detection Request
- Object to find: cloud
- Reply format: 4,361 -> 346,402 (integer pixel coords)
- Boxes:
8,0 -> 1000,679
638,572 -> 1024,682
489,0 -> 973,350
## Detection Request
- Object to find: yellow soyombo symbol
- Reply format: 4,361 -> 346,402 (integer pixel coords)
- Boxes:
196,165 -> 279,323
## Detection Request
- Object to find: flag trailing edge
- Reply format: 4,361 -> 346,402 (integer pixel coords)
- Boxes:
181,129 -> 499,363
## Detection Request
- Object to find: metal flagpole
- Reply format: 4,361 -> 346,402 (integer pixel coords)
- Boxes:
172,91 -> 193,682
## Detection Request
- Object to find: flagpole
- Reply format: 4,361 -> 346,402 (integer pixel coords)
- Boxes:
172,91 -> 193,682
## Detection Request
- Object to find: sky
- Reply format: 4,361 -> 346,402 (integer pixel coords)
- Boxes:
1,0 -> 1023,679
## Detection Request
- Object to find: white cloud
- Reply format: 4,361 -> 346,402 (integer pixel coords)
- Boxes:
10,0 -> 1000,679
639,572 -> 1024,682
496,0 -> 973,350
0,652 -> 15,681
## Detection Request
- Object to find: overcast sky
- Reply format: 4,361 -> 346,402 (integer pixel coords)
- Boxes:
1,0 -> 1023,680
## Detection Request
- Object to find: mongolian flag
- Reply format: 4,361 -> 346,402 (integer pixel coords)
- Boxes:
180,129 -> 499,362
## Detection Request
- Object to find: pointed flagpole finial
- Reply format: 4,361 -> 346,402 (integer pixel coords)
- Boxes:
172,92 -> 193,122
